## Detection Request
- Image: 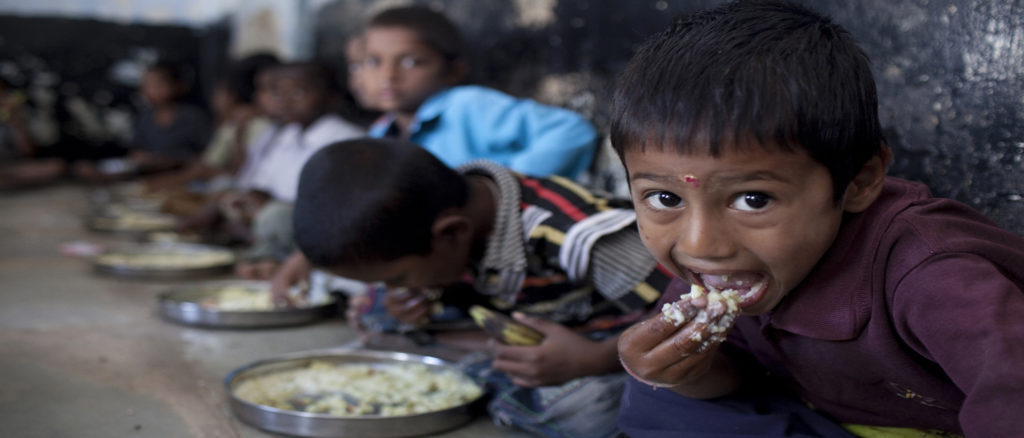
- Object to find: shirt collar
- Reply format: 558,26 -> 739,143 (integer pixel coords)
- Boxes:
368,87 -> 455,137
456,160 -> 527,277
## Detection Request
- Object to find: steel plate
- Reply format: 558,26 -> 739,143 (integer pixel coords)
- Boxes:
158,280 -> 338,328
225,349 -> 484,438
85,211 -> 178,234
92,242 -> 235,279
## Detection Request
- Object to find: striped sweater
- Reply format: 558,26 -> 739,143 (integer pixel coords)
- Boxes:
460,160 -> 672,331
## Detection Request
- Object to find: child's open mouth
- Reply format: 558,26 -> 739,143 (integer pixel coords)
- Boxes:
691,271 -> 767,308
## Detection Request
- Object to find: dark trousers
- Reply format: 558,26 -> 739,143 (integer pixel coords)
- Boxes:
618,376 -> 855,438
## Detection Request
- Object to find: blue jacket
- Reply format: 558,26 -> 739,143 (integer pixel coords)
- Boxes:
369,85 -> 597,179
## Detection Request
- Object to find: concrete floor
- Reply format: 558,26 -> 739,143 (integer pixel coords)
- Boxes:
0,184 -> 533,438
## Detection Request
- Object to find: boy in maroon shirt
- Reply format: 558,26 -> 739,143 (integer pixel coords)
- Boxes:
611,1 -> 1024,437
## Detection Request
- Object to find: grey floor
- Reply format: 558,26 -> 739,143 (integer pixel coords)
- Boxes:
0,183 -> 533,438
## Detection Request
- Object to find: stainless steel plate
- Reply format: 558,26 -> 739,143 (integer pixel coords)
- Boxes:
225,349 -> 484,438
158,280 -> 338,328
85,211 -> 178,234
93,242 -> 235,279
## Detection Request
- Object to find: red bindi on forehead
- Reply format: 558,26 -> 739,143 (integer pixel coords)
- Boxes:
682,174 -> 701,188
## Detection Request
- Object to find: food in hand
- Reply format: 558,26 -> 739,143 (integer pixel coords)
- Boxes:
469,305 -> 545,346
660,284 -> 742,352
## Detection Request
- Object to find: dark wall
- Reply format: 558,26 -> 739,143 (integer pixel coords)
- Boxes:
314,0 -> 1024,235
0,15 -> 228,142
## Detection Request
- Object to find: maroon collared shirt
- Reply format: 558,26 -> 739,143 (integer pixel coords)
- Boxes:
661,177 -> 1024,437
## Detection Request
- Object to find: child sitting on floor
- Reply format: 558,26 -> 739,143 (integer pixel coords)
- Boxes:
145,53 -> 279,194
361,5 -> 598,179
288,137 -> 672,438
75,61 -> 211,180
610,2 -> 1024,437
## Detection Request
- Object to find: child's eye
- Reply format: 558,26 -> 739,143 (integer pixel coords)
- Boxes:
729,192 -> 772,211
363,57 -> 380,68
643,191 -> 684,210
399,57 -> 420,68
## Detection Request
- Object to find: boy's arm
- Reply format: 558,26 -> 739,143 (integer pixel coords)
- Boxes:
270,250 -> 312,306
451,88 -> 598,179
892,254 -> 1024,437
503,99 -> 598,179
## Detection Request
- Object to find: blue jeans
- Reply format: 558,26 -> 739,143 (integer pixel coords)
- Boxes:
618,376 -> 855,438
460,352 -> 626,438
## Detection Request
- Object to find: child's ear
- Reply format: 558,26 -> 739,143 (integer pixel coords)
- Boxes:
431,213 -> 472,245
444,59 -> 469,86
842,145 -> 893,213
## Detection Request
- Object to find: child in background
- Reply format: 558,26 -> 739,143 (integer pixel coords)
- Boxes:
362,5 -> 597,180
610,2 -> 1024,437
73,61 -> 210,180
230,61 -> 364,279
271,6 -> 603,309
146,54 -> 279,194
0,76 -> 66,188
288,137 -> 672,438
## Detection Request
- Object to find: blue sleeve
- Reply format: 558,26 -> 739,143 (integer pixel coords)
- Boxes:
450,87 -> 598,179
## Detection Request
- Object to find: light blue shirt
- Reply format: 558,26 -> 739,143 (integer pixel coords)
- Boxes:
369,85 -> 597,179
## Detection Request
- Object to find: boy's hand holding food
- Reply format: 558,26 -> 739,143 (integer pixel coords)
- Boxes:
269,252 -> 311,307
382,288 -> 435,327
491,313 -> 621,388
617,284 -> 742,397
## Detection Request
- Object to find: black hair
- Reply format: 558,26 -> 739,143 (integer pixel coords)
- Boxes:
146,60 -> 191,88
610,0 -> 884,201
274,61 -> 342,95
220,52 -> 281,104
368,5 -> 465,66
293,137 -> 470,268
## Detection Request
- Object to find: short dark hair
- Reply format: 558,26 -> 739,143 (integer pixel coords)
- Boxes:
146,60 -> 190,87
274,61 -> 342,95
293,137 -> 470,268
368,5 -> 465,66
611,0 -> 883,201
221,52 -> 281,104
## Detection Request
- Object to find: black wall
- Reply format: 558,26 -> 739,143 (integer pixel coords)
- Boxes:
0,15 -> 228,141
315,0 -> 1024,235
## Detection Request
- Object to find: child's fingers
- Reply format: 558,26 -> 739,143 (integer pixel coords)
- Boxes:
654,301 -> 731,356
491,353 -> 531,376
491,343 -> 538,363
649,345 -> 719,384
491,353 -> 546,387
619,311 -> 687,354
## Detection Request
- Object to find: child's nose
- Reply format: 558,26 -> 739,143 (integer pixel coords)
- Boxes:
677,210 -> 735,260
382,60 -> 401,82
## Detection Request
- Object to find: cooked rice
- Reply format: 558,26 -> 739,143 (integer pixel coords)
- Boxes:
233,360 -> 482,417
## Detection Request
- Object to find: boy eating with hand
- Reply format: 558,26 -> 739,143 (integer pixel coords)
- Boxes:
612,1 -> 1024,437
290,137 -> 671,438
